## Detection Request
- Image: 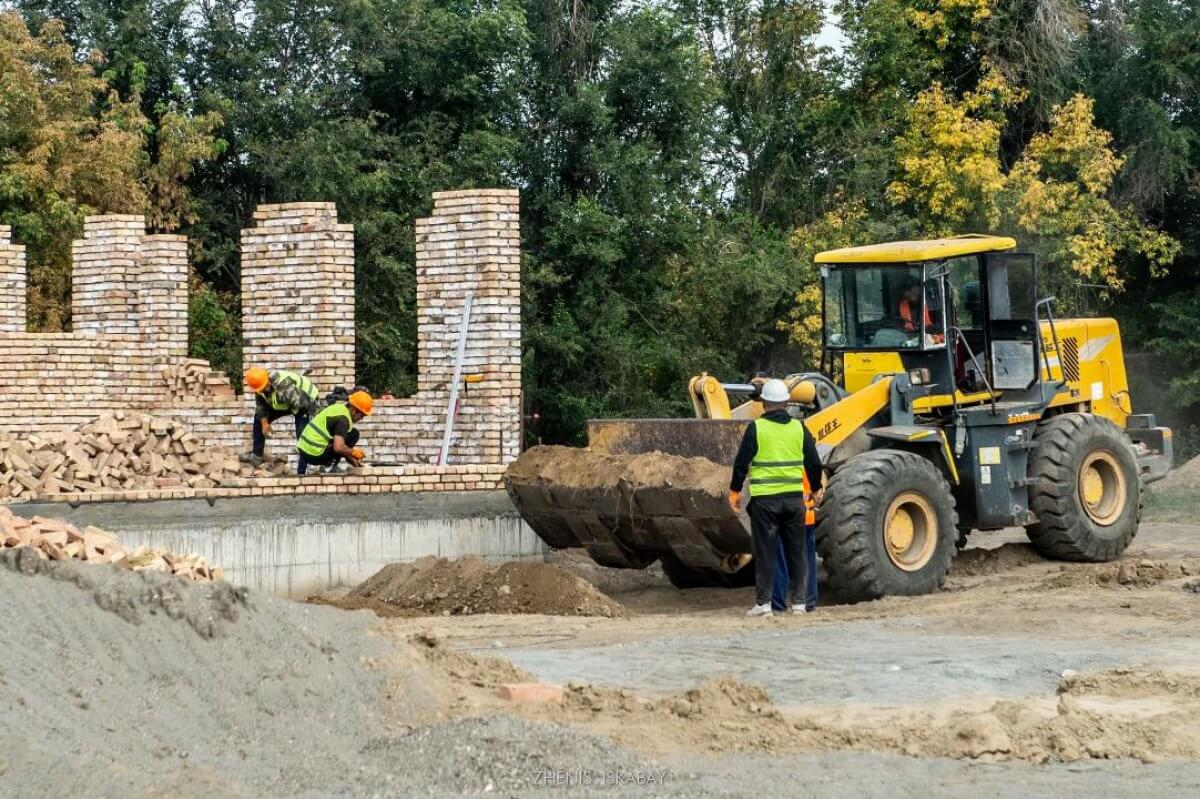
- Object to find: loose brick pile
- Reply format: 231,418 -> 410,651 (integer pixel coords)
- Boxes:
0,507 -> 223,582
0,191 -> 525,507
0,411 -> 287,500
162,359 -> 236,402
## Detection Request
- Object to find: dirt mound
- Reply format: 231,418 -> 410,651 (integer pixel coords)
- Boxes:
951,543 -> 1042,577
505,445 -> 729,497
1037,557 -> 1197,590
345,556 -> 628,617
1156,454 -> 1200,490
0,551 -> 436,797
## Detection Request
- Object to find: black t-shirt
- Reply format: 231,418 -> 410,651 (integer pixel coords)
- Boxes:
327,415 -> 351,442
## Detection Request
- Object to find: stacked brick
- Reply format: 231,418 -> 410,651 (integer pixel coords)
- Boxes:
369,189 -> 522,465
241,203 -> 356,394
0,226 -> 25,333
0,189 -> 525,506
162,359 -> 236,402
139,234 -> 189,361
72,215 -> 145,337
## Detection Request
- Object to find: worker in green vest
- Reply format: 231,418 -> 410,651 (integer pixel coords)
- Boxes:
243,367 -> 321,466
728,378 -> 823,618
296,391 -> 373,475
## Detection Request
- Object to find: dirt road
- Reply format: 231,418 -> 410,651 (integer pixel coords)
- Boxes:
6,506 -> 1200,796
368,518 -> 1200,791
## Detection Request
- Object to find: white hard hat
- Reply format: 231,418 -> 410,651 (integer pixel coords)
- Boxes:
760,379 -> 790,403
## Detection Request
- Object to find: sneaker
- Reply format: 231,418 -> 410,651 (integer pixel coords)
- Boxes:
239,452 -> 264,466
792,605 -> 808,615
746,603 -> 773,618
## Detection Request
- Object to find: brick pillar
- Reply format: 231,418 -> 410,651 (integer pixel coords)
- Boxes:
72,215 -> 145,336
240,203 -> 355,394
0,225 -> 26,333
139,235 -> 189,361
415,189 -> 522,463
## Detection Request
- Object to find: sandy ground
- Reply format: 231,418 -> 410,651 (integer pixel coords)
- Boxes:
5,503 -> 1200,796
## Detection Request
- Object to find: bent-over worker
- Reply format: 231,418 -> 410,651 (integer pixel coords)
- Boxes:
244,368 -> 321,468
728,378 -> 822,618
296,391 -> 373,474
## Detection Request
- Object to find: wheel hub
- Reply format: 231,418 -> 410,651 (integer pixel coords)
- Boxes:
883,491 -> 938,572
1078,450 -> 1126,526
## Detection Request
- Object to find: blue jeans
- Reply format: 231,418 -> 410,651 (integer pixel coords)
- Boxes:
772,525 -> 817,611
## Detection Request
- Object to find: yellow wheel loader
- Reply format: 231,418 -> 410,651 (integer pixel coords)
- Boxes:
506,236 -> 1173,600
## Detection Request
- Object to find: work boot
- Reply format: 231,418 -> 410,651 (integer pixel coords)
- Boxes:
746,603 -> 773,618
239,452 -> 264,466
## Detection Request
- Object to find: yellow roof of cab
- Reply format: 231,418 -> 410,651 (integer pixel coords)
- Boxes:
815,235 -> 1017,264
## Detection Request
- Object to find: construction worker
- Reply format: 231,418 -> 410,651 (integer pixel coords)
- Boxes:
728,378 -> 822,618
244,367 -> 321,467
771,473 -> 820,613
898,276 -> 944,344
296,391 -> 372,474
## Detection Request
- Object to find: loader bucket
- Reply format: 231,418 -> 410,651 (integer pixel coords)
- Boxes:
504,419 -> 753,571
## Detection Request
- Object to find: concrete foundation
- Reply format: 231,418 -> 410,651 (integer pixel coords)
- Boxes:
17,491 -> 546,598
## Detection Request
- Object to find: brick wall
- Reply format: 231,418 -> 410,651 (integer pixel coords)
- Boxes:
0,190 -> 523,487
0,226 -> 26,333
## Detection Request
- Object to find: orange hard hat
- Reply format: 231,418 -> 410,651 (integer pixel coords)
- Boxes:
348,390 -> 373,416
245,368 -> 269,393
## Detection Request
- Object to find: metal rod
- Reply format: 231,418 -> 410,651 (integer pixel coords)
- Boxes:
720,383 -> 758,394
438,292 -> 474,466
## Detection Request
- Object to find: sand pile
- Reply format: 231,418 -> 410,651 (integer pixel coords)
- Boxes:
1155,454 -> 1200,490
345,556 -> 628,617
1,506 -> 222,582
0,553 -> 432,797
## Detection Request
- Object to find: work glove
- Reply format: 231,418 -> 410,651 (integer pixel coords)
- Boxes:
260,418 -> 271,436
350,447 -> 365,464
728,490 -> 741,514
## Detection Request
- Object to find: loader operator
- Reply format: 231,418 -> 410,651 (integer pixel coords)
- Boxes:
897,276 -> 944,345
243,367 -> 321,468
297,391 -> 373,475
728,379 -> 822,618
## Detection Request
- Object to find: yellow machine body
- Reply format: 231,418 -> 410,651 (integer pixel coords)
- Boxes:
843,318 -> 1132,428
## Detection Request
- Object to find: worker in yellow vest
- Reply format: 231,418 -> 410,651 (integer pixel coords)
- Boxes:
296,391 -> 373,475
243,367 -> 320,467
728,379 -> 823,618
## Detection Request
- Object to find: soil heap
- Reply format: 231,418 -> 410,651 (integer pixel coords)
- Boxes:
345,555 -> 628,617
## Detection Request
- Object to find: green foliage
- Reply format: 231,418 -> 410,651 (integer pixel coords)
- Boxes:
9,0 -> 1200,442
188,275 -> 242,379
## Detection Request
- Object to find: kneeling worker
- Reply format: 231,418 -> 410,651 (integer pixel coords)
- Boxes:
296,391 -> 373,474
244,367 -> 321,466
727,378 -> 822,618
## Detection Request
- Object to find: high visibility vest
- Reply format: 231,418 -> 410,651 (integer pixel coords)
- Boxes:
297,403 -> 353,457
898,297 -> 932,333
265,370 -> 318,412
748,418 -> 808,498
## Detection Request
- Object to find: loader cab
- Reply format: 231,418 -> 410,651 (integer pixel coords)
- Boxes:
817,236 -> 1044,404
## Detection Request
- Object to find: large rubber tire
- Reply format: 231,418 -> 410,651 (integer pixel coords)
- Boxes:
815,449 -> 958,601
659,555 -> 755,589
1026,413 -> 1140,562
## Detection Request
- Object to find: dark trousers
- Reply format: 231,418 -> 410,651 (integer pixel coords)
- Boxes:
749,494 -> 808,607
252,410 -> 309,457
298,428 -> 360,473
772,526 -> 818,611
